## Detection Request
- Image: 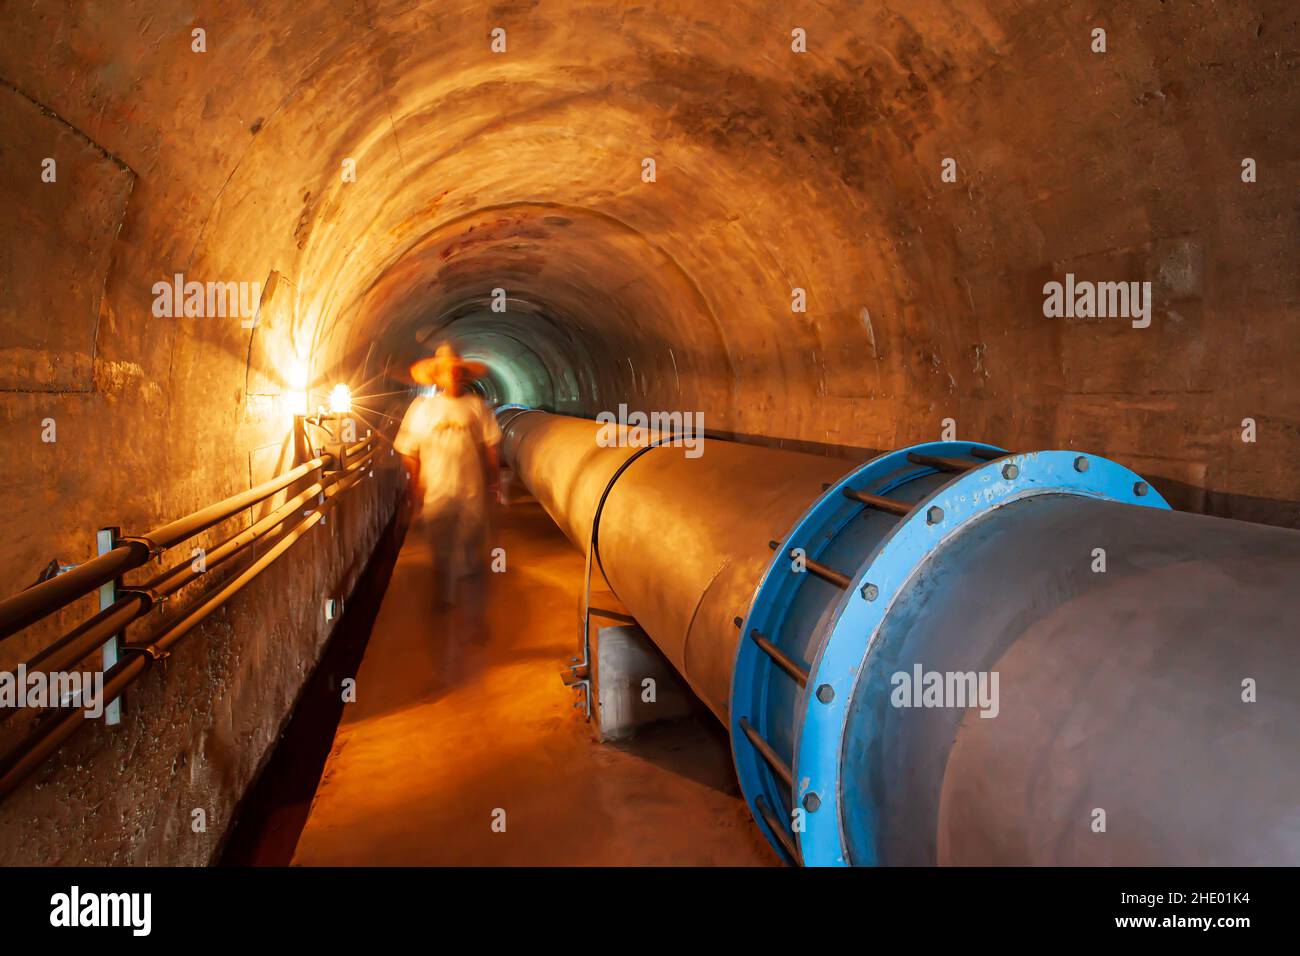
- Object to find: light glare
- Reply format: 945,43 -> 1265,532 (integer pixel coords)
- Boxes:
329,383 -> 352,414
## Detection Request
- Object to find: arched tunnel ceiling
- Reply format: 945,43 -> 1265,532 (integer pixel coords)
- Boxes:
346,203 -> 733,411
1,0 -> 1297,529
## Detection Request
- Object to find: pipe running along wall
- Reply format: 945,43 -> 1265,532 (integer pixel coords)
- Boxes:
499,408 -> 1300,867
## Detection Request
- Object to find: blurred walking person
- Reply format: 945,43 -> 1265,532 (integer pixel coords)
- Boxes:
394,344 -> 501,667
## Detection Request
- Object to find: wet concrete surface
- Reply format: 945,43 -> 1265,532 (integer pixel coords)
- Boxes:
221,505 -> 409,867
291,498 -> 776,866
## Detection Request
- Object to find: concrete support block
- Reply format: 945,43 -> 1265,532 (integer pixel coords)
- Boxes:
594,624 -> 695,741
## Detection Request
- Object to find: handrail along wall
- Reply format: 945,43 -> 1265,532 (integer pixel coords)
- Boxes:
0,436 -> 382,800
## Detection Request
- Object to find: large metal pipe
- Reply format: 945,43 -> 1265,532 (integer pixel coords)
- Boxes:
500,408 -> 851,720
500,409 -> 1300,866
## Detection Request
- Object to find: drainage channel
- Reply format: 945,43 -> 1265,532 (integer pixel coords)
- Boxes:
218,505 -> 412,866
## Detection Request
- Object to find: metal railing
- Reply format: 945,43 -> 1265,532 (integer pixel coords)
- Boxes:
0,435 -> 381,801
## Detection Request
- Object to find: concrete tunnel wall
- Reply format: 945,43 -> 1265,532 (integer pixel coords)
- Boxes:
0,1 -> 1296,863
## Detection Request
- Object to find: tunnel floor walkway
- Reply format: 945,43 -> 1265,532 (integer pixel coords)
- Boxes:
290,494 -> 774,866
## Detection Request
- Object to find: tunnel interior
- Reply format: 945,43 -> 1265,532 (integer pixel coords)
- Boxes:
0,0 -> 1297,867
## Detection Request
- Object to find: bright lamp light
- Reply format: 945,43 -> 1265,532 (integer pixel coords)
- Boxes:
329,383 -> 352,414
284,358 -> 309,418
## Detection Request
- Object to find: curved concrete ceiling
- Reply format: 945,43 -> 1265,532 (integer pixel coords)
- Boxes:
2,0 -> 1297,543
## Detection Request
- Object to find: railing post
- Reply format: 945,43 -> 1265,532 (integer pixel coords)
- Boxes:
292,414 -> 313,467
96,527 -> 124,725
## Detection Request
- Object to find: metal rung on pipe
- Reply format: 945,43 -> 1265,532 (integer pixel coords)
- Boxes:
754,795 -> 799,863
750,630 -> 809,687
739,716 -> 793,789
842,487 -> 911,516
793,552 -> 852,590
907,451 -> 978,472
969,446 -> 1005,460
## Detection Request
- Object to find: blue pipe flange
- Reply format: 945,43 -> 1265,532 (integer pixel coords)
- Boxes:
730,443 -> 1170,865
731,440 -> 1002,861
